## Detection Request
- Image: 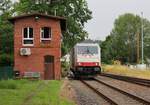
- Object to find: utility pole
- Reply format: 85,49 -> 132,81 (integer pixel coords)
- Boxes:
141,12 -> 144,64
136,32 -> 140,64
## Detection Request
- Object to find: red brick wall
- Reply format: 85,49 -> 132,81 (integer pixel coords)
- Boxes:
13,16 -> 62,79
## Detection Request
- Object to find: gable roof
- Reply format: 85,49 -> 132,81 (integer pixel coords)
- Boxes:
8,13 -> 66,31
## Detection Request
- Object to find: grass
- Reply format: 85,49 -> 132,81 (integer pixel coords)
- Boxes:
0,80 -> 75,105
30,81 -> 74,105
0,79 -> 39,105
0,79 -> 19,89
103,65 -> 150,79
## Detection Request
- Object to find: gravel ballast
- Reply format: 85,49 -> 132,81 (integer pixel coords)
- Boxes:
69,80 -> 111,105
97,76 -> 150,101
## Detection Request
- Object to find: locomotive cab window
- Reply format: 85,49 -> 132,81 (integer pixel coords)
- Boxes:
41,27 -> 51,41
77,46 -> 98,54
23,27 -> 34,46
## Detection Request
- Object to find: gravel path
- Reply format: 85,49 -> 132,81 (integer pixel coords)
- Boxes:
69,80 -> 111,105
97,76 -> 150,101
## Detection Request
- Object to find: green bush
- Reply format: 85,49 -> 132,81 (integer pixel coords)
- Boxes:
61,61 -> 70,77
0,54 -> 13,66
0,80 -> 18,89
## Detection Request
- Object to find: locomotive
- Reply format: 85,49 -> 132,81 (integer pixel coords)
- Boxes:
69,42 -> 101,78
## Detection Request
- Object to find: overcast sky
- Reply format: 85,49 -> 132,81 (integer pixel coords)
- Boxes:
12,0 -> 150,41
85,0 -> 150,40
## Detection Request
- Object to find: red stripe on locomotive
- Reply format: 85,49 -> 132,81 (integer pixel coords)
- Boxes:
76,62 -> 100,66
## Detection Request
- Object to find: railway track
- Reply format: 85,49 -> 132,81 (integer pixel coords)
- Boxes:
100,73 -> 150,87
81,78 -> 150,105
94,77 -> 150,105
81,80 -> 118,105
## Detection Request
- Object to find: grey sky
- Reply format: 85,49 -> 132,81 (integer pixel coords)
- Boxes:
85,0 -> 150,40
12,0 -> 150,41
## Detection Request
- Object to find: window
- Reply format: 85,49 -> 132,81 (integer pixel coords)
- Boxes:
23,27 -> 34,46
77,46 -> 98,54
41,27 -> 51,41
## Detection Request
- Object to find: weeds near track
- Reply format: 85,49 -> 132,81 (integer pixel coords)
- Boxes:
103,65 -> 150,79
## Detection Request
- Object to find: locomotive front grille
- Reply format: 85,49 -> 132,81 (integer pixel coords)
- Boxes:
75,66 -> 101,75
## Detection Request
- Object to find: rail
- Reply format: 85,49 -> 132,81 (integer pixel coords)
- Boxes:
100,73 -> 150,87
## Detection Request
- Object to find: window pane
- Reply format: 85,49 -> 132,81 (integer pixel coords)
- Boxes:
24,28 -> 28,38
77,46 -> 98,54
44,27 -> 50,38
29,28 -> 33,38
24,40 -> 33,44
41,27 -> 51,38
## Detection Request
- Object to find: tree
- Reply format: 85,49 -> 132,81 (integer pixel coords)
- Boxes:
0,0 -> 13,54
0,13 -> 13,54
0,0 -> 13,66
101,13 -> 150,64
114,14 -> 141,62
143,19 -> 150,62
0,0 -> 12,13
14,0 -> 92,55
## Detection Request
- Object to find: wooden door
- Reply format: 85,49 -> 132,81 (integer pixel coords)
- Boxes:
44,55 -> 54,80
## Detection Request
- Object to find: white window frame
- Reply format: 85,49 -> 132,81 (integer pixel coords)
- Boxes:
22,27 -> 34,46
40,27 -> 52,42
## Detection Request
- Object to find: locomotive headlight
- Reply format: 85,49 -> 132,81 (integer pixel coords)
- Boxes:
95,62 -> 99,66
78,62 -> 81,66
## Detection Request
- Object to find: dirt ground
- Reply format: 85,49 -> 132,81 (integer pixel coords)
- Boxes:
60,78 -> 77,105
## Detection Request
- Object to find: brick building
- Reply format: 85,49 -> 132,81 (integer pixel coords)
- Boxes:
9,13 -> 66,80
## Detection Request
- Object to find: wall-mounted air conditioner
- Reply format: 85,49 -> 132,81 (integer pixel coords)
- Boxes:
20,48 -> 31,56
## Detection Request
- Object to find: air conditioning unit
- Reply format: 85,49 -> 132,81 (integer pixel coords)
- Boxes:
20,48 -> 31,56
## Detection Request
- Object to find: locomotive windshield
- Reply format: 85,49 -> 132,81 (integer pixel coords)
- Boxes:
77,46 -> 98,54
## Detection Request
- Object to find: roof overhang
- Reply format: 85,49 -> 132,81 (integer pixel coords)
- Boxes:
8,13 -> 66,31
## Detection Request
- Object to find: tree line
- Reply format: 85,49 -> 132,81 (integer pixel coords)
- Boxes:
101,13 -> 150,64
